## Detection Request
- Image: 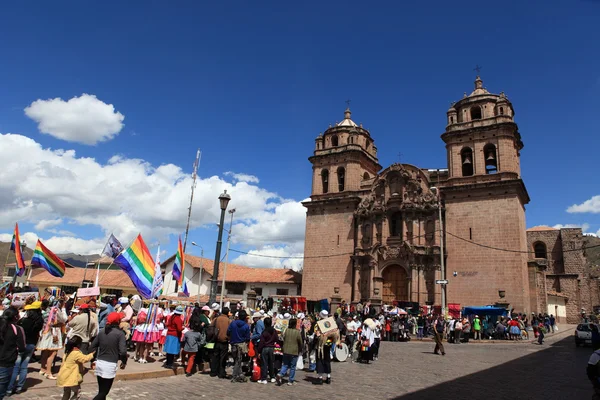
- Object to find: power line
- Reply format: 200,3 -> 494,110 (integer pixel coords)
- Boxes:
445,230 -> 600,255
228,230 -> 600,260
229,230 -> 439,260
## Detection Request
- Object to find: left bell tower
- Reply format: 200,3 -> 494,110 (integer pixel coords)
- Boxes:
310,108 -> 381,197
302,108 -> 382,303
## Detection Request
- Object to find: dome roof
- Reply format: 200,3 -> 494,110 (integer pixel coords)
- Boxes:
336,108 -> 358,127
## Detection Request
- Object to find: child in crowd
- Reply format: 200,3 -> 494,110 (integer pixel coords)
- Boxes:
57,335 -> 95,400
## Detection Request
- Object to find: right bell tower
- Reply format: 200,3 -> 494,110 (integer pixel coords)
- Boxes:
441,75 -> 532,314
442,75 -> 523,180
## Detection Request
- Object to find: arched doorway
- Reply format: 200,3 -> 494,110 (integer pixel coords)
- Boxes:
382,265 -> 409,303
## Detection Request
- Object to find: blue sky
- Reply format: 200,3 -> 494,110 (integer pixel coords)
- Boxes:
0,0 -> 599,267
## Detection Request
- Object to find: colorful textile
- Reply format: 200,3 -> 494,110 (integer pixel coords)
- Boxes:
10,223 -> 26,276
151,245 -> 163,298
181,278 -> 189,297
31,240 -> 65,277
172,236 -> 185,285
114,234 -> 155,299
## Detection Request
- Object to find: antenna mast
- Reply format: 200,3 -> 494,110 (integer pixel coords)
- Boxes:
183,149 -> 201,252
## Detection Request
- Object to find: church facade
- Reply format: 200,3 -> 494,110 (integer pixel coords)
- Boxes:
301,76 -> 578,317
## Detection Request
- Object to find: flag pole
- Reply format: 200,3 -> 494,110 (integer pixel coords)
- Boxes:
178,149 -> 201,293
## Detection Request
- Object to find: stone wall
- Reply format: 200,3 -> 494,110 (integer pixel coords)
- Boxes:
444,191 -> 530,313
301,202 -> 356,302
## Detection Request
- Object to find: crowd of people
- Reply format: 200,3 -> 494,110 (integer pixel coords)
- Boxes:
0,285 -> 568,399
0,290 -> 393,399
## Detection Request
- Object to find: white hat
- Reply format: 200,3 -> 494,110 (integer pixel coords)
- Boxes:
259,310 -> 265,315
118,297 -> 129,304
267,311 -> 273,317
283,313 -> 291,320
297,312 -> 305,319
252,312 -> 262,319
211,303 -> 220,311
319,310 -> 329,318
277,314 -> 283,320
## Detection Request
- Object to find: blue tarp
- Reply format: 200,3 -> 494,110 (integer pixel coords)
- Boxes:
462,306 -> 507,316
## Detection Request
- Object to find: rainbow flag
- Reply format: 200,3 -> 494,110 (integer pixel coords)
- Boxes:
31,240 -> 65,278
181,278 -> 189,297
10,223 -> 26,277
172,236 -> 185,285
114,234 -> 155,299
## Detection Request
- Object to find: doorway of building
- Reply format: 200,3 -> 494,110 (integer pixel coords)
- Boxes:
382,265 -> 409,303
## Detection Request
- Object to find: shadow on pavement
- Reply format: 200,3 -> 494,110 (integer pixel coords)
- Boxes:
396,337 -> 593,400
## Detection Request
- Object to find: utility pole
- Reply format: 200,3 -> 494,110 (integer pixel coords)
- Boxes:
435,169 -> 447,317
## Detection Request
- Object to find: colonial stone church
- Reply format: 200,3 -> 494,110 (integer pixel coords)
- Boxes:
301,76 -> 596,321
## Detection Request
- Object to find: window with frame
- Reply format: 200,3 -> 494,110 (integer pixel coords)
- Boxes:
534,242 -> 547,259
321,169 -> 329,194
226,282 -> 245,295
276,288 -> 289,296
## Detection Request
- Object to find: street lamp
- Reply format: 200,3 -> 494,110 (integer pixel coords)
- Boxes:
219,208 -> 236,310
209,190 -> 231,304
191,242 -> 204,302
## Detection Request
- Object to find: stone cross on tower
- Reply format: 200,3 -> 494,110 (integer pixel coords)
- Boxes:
473,65 -> 482,75
345,99 -> 351,108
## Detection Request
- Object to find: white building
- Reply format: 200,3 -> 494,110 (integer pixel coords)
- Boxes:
161,254 -> 301,301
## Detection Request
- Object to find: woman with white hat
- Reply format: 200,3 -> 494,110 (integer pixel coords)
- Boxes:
163,306 -> 184,369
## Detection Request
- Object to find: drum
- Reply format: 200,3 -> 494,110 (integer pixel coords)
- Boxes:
333,343 -> 349,362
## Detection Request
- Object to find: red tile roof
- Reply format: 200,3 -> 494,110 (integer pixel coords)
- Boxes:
28,267 -> 135,290
162,253 -> 301,284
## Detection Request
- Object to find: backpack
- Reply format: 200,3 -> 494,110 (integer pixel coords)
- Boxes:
206,321 -> 219,343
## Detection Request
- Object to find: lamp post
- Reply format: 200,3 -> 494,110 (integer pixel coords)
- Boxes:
219,208 -> 236,311
209,190 -> 231,304
191,242 -> 204,302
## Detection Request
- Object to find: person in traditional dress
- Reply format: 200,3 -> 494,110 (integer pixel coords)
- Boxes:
312,310 -> 341,385
38,304 -> 67,379
163,306 -> 184,369
358,319 -> 375,364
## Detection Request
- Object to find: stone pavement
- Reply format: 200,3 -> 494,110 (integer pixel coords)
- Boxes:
20,328 -> 593,400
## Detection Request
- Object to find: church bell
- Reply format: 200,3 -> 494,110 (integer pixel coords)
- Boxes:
462,155 -> 472,165
485,151 -> 496,166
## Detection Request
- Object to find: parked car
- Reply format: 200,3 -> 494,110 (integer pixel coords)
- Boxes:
575,323 -> 598,347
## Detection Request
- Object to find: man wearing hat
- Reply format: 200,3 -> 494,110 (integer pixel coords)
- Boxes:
251,312 -> 265,342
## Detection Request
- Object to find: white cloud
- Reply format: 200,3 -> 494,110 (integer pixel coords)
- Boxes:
34,218 -> 63,231
0,231 -> 104,255
224,171 -> 260,184
0,133 -> 306,258
232,243 -> 304,271
552,223 -> 591,232
567,196 -> 600,214
552,223 -> 599,237
24,94 -> 124,145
